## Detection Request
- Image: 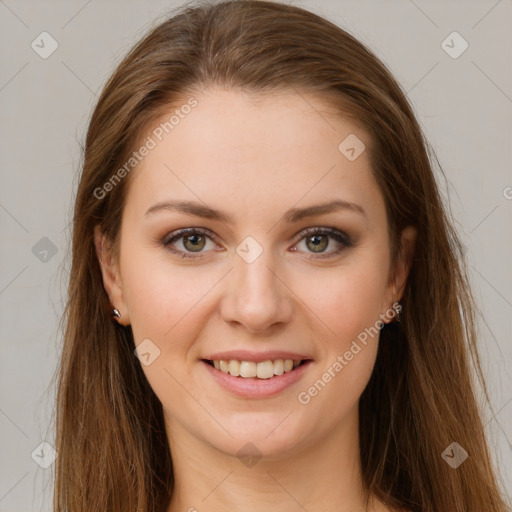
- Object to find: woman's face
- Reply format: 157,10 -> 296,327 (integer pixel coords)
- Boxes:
96,87 -> 415,458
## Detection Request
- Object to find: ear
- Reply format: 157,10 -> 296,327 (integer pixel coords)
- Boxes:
382,225 -> 417,323
94,225 -> 130,326
393,225 -> 417,301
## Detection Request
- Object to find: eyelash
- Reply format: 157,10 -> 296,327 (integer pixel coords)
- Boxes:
160,227 -> 353,260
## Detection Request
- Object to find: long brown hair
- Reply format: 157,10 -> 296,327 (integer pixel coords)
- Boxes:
51,1 -> 511,510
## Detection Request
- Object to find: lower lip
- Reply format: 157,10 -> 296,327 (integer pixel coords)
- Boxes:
202,360 -> 313,399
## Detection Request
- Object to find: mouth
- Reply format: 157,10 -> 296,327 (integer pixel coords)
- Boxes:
202,358 -> 311,379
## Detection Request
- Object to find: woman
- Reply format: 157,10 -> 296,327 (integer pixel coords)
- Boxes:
52,1 -> 511,511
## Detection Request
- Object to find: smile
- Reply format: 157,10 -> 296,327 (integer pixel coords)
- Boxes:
202,357 -> 313,399
205,358 -> 306,379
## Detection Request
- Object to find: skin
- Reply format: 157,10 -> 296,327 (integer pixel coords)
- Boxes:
95,87 -> 416,512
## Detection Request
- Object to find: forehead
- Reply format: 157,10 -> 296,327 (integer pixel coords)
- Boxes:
123,87 -> 384,225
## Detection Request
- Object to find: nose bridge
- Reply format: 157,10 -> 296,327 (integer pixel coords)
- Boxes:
236,246 -> 278,297
221,237 -> 293,331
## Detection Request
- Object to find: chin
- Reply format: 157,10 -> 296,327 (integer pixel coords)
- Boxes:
202,410 -> 314,459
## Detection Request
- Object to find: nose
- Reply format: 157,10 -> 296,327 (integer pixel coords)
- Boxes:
219,248 -> 294,334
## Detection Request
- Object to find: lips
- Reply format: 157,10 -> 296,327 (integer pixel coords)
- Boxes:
202,356 -> 313,399
200,350 -> 313,398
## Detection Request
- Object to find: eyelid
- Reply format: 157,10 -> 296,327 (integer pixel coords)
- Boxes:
295,226 -> 352,245
161,227 -> 215,245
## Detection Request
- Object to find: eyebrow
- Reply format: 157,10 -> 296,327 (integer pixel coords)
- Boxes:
144,198 -> 367,223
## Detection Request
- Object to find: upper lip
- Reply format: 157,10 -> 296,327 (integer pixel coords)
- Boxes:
203,350 -> 314,363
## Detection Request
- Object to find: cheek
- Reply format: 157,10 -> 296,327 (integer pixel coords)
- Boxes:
121,247 -> 218,353
299,256 -> 388,348
123,261 -> 174,340
296,263 -> 385,421
120,251 -> 213,405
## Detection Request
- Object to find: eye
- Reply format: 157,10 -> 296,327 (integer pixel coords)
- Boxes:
292,227 -> 352,259
161,228 -> 219,259
161,227 -> 352,259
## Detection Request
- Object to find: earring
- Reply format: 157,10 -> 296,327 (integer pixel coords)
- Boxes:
112,308 -> 121,320
395,302 -> 401,323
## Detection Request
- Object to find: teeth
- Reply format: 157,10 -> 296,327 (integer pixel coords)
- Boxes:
228,360 -> 240,376
274,359 -> 284,376
239,361 -> 257,378
211,358 -> 304,379
256,360 -> 274,379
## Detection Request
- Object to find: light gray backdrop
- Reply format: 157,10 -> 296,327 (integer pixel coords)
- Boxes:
1,0 -> 511,510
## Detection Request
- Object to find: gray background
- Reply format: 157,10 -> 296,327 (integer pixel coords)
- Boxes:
1,0 -> 511,510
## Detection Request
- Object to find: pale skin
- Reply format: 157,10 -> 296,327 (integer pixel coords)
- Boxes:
95,87 -> 416,512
